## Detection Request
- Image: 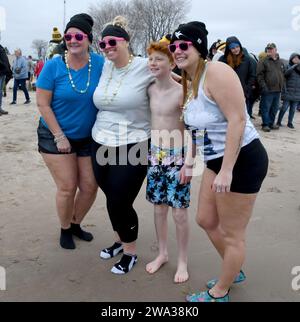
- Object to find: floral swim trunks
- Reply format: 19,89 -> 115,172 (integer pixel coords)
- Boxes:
146,145 -> 191,209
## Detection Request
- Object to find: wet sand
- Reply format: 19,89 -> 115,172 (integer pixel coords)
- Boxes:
0,89 -> 300,302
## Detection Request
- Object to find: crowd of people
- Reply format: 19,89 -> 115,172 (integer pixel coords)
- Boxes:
0,26 -> 66,115
0,12 -> 299,302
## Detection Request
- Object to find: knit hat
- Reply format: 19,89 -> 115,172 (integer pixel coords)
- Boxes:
65,13 -> 94,42
171,21 -> 208,58
102,24 -> 130,41
216,40 -> 226,51
159,34 -> 172,45
52,27 -> 63,43
228,42 -> 240,50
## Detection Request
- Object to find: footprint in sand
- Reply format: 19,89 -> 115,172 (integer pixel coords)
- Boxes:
150,242 -> 159,252
267,187 -> 282,193
4,143 -> 23,153
268,172 -> 278,178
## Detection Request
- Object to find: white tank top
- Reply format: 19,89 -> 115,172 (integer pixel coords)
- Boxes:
184,65 -> 259,162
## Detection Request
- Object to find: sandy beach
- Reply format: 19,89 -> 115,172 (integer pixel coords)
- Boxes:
0,87 -> 299,302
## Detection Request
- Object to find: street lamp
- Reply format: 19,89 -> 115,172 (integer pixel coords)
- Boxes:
63,0 -> 66,30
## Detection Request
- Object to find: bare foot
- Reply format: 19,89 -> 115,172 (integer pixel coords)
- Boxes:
146,255 -> 168,274
174,263 -> 189,283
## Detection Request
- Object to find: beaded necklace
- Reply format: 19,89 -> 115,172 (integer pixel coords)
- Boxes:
180,90 -> 194,121
103,55 -> 134,105
65,51 -> 92,94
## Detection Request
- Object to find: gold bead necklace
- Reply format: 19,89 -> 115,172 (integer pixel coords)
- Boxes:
103,55 -> 134,105
180,89 -> 194,122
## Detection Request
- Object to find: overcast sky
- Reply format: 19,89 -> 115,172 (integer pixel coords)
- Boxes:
0,0 -> 299,59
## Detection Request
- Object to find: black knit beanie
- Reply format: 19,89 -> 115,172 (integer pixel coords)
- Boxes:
65,13 -> 94,42
171,21 -> 208,59
101,25 -> 130,41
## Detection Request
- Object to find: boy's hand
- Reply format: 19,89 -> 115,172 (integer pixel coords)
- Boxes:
179,164 -> 193,185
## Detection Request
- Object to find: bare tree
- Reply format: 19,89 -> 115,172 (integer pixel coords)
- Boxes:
32,39 -> 48,59
89,0 -> 130,53
131,0 -> 191,54
89,0 -> 191,56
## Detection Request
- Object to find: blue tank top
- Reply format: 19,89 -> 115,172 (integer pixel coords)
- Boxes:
184,65 -> 259,162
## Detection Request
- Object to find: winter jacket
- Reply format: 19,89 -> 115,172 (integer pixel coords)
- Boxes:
256,54 -> 285,93
0,45 -> 12,82
219,37 -> 256,99
34,60 -> 44,78
12,56 -> 28,80
281,53 -> 300,102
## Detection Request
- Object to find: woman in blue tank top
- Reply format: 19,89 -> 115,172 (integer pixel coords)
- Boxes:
36,14 -> 104,250
169,22 -> 269,302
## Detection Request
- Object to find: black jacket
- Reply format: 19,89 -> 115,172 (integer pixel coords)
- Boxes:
0,45 -> 13,83
219,37 -> 256,99
256,54 -> 285,93
281,53 -> 300,102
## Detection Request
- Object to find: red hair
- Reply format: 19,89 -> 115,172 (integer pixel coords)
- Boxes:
147,42 -> 174,64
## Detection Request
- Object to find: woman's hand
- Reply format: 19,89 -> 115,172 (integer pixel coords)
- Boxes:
56,137 -> 72,154
212,169 -> 233,193
179,164 -> 193,185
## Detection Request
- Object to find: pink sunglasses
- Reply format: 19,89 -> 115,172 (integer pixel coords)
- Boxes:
99,37 -> 126,50
168,41 -> 193,53
64,33 -> 88,42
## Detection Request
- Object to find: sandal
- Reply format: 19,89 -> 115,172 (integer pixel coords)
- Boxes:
111,254 -> 138,275
100,242 -> 123,260
206,270 -> 246,289
186,290 -> 229,302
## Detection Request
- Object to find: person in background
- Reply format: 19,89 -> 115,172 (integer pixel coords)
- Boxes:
219,37 -> 256,119
256,43 -> 285,132
208,40 -> 221,61
277,53 -> 300,129
27,55 -> 35,91
212,40 -> 226,61
45,27 -> 64,61
11,48 -> 31,105
34,59 -> 45,80
0,44 -> 12,115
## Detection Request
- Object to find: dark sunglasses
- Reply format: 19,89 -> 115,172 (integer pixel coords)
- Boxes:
99,37 -> 125,50
64,33 -> 88,42
168,41 -> 193,53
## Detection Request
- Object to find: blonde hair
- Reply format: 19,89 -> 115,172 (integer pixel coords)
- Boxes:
103,15 -> 130,35
112,16 -> 128,30
182,57 -> 206,106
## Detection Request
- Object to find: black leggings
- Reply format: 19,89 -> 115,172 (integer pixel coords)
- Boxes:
91,140 -> 149,243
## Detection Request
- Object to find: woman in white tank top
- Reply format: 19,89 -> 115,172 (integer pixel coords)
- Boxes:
169,22 -> 268,302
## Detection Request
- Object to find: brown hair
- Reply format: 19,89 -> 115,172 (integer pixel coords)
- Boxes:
147,42 -> 174,63
226,51 -> 243,69
182,57 -> 206,106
